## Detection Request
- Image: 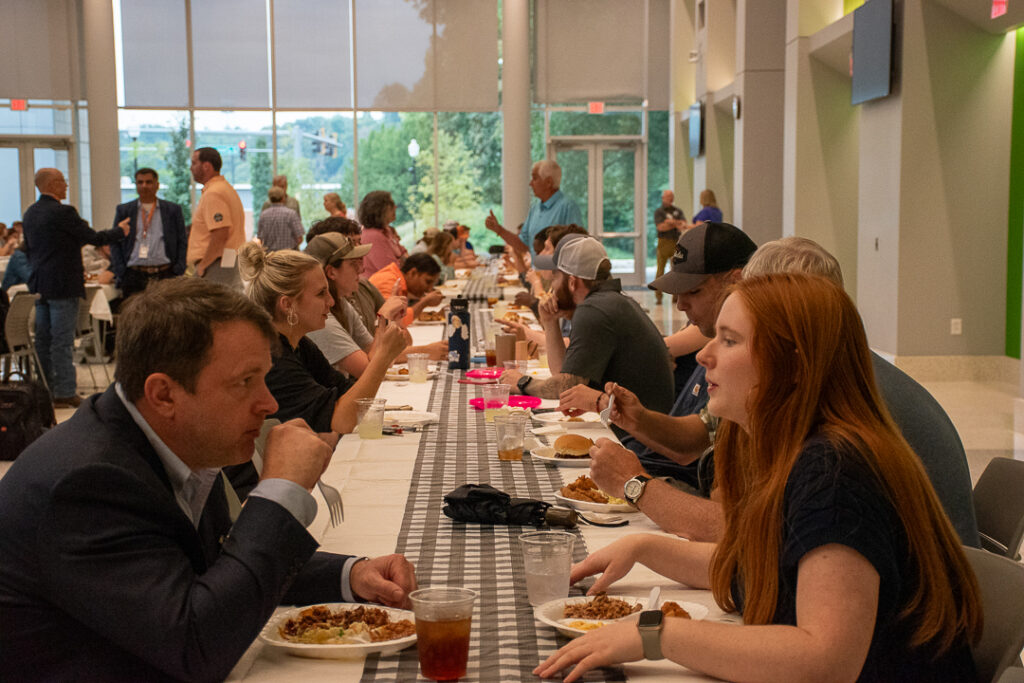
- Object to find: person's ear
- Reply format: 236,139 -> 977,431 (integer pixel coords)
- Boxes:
141,373 -> 180,419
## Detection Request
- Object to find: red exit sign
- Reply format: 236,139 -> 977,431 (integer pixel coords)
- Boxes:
10,99 -> 27,111
992,0 -> 1008,19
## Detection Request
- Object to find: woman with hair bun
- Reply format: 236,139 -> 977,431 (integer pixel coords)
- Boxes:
237,241 -> 406,434
537,273 -> 981,683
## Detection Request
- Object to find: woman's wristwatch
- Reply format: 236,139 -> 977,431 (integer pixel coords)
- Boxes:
637,609 -> 665,659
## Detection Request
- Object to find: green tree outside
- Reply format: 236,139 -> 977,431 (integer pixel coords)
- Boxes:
163,118 -> 192,225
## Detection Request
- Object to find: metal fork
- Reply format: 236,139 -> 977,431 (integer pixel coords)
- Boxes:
317,479 -> 345,525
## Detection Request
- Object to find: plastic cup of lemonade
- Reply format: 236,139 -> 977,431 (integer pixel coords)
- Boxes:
407,353 -> 430,383
355,398 -> 386,439
481,384 -> 510,423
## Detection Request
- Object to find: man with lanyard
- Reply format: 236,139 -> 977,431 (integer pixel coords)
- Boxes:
484,159 -> 583,259
109,168 -> 187,299
187,147 -> 245,288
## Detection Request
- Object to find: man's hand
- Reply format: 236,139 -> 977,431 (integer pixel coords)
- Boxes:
589,438 -> 646,500
514,291 -> 536,309
558,384 -> 602,417
605,382 -> 645,433
538,295 -> 562,328
497,317 -> 529,340
501,369 -> 525,392
420,290 -> 444,307
350,554 -> 418,608
423,340 -> 449,360
117,216 -> 131,235
260,420 -> 333,490
484,210 -> 502,233
377,297 -> 406,323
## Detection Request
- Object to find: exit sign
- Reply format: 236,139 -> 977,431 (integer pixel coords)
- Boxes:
588,101 -> 605,114
10,99 -> 27,111
992,0 -> 1008,18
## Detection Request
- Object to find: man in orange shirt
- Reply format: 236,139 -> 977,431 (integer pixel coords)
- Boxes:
187,147 -> 246,288
368,253 -> 444,326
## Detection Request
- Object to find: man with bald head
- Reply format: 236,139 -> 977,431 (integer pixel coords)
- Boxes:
21,168 -> 129,408
652,189 -> 685,305
260,174 -> 301,219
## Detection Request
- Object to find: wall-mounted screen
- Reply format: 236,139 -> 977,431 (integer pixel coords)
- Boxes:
851,0 -> 894,106
688,101 -> 704,158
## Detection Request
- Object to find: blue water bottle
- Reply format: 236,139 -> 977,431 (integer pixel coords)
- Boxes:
447,298 -> 471,370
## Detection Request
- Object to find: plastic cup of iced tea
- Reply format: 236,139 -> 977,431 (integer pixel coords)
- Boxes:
410,587 -> 478,681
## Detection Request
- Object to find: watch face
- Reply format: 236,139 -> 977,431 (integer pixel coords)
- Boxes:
624,478 -> 643,501
638,610 -> 663,627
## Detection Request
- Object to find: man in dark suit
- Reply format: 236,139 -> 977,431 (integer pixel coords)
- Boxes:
109,167 -> 188,299
22,167 -> 129,408
0,278 -> 417,681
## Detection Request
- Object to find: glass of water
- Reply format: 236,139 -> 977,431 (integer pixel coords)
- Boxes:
519,531 -> 575,607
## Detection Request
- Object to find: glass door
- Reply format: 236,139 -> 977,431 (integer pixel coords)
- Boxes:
0,138 -> 74,224
551,139 -> 645,286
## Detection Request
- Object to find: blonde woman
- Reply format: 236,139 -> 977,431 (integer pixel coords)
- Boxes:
237,241 -> 405,433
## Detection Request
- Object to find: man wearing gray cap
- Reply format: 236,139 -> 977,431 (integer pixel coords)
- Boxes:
500,234 -> 674,439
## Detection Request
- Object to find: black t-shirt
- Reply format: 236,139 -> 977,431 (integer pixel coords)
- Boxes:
732,436 -> 976,682
265,333 -> 355,432
653,204 -> 685,242
561,279 -> 674,439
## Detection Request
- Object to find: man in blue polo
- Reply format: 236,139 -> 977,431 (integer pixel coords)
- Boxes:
484,159 -> 583,259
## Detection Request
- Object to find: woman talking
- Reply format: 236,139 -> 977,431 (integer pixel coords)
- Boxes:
238,241 -> 406,434
537,273 -> 981,682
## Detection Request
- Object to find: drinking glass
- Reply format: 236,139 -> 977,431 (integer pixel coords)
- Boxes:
503,360 -> 529,374
519,531 -> 575,607
410,587 -> 478,681
355,398 -> 386,439
407,353 -> 430,383
493,413 -> 527,461
481,384 -> 510,423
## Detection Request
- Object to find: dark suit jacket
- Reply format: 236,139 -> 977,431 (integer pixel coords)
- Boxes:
0,387 -> 348,682
108,198 -> 188,287
22,195 -> 126,300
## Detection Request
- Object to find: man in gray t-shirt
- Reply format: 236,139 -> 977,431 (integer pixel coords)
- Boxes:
501,235 -> 674,439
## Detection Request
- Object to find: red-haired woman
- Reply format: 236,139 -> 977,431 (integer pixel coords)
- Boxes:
536,273 -> 981,683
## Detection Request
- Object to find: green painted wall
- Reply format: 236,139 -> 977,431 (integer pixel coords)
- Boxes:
1006,29 -> 1024,358
844,0 -> 864,14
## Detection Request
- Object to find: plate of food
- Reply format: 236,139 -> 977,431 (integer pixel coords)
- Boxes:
530,445 -> 590,468
259,603 -> 417,658
385,364 -> 439,381
496,310 -> 536,325
534,594 -> 707,638
555,474 -> 636,513
413,308 -> 447,325
534,411 -> 604,428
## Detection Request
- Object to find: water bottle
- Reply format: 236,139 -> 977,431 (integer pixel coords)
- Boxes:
447,297 -> 471,370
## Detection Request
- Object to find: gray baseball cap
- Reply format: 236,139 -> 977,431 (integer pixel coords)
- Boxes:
648,222 -> 757,294
532,234 -> 608,279
305,232 -> 372,265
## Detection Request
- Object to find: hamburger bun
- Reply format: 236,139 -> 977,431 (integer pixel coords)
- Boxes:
553,434 -> 594,459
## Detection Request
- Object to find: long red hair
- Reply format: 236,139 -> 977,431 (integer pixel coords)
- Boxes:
709,273 -> 981,652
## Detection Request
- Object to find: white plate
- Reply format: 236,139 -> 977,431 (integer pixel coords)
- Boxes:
534,412 -> 604,427
383,410 -> 439,426
534,596 -> 707,638
553,492 -> 636,514
531,446 -> 591,468
258,603 -> 417,659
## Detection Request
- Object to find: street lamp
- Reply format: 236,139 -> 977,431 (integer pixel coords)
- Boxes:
407,138 -> 420,230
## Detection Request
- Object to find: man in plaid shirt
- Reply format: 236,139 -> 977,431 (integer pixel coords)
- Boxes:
257,186 -> 303,251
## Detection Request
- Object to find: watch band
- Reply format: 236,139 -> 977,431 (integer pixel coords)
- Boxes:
637,610 -> 665,660
517,375 -> 533,393
623,474 -> 652,506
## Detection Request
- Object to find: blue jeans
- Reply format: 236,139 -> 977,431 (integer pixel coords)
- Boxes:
35,298 -> 79,398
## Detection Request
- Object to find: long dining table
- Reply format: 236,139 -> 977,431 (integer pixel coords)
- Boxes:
228,279 -> 729,682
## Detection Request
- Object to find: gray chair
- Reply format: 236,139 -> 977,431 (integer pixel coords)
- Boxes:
964,545 -> 1024,682
973,457 -> 1024,560
1,291 -> 48,393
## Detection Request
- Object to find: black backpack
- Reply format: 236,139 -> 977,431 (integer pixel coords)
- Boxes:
0,371 -> 56,460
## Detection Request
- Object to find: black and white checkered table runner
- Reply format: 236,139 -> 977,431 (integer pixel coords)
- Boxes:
361,370 -> 625,682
